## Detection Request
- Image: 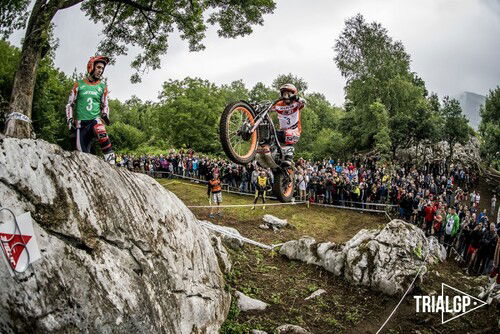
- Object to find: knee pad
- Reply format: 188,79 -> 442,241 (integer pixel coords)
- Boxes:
284,128 -> 300,145
93,122 -> 112,152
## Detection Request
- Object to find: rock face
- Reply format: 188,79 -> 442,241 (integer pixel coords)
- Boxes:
397,137 -> 480,166
0,138 -> 230,333
280,220 -> 446,295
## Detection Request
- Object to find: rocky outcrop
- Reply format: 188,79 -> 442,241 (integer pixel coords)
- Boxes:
396,137 -> 480,166
280,220 -> 446,295
0,138 -> 230,333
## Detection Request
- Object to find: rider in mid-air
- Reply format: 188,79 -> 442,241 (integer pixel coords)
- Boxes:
271,83 -> 306,166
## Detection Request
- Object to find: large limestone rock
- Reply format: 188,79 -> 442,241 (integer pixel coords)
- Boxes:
280,220 -> 446,295
0,138 -> 230,333
397,137 -> 480,165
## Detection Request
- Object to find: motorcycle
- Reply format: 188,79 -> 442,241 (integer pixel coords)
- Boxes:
219,99 -> 295,202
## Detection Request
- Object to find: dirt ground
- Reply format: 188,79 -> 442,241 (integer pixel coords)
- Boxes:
159,178 -> 500,334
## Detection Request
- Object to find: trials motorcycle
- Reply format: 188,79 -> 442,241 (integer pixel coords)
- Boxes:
219,99 -> 295,202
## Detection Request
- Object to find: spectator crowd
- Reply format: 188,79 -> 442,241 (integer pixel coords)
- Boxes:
116,149 -> 499,281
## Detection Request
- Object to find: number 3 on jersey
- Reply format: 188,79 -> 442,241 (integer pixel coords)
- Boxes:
86,97 -> 93,111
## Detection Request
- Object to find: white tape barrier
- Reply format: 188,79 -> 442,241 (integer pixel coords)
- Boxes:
158,172 -> 282,199
339,200 -> 398,208
311,202 -> 387,214
188,201 -> 307,209
159,172 -> 399,210
375,239 -> 434,334
199,221 -> 277,250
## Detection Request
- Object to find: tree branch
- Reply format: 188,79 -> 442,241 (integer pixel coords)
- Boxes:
108,0 -> 163,13
140,9 -> 157,40
107,2 -> 123,32
59,0 -> 85,10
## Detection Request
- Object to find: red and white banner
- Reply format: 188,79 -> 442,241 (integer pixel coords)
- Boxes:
0,211 -> 41,275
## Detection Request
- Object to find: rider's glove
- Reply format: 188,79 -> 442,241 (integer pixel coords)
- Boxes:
67,118 -> 75,130
102,114 -> 111,125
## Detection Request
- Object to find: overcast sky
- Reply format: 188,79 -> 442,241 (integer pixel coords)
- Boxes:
10,0 -> 500,105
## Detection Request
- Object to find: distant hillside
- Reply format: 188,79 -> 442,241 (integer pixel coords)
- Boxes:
455,91 -> 486,130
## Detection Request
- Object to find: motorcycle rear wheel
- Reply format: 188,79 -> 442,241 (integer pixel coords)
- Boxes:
273,167 -> 295,202
220,101 -> 258,165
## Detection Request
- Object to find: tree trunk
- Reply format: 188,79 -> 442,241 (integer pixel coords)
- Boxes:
4,0 -> 59,138
449,141 -> 454,165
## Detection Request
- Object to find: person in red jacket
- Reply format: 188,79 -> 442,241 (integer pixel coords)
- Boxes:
423,201 -> 436,235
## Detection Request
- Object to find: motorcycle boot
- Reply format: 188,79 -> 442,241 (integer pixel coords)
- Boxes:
281,146 -> 295,168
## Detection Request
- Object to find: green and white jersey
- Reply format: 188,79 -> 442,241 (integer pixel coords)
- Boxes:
66,79 -> 109,121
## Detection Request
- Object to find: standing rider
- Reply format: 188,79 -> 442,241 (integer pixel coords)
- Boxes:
271,83 -> 306,166
66,56 -> 115,164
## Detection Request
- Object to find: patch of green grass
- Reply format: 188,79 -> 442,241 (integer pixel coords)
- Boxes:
345,308 -> 363,324
220,297 -> 253,334
307,284 -> 319,293
158,178 -> 385,243
270,292 -> 282,305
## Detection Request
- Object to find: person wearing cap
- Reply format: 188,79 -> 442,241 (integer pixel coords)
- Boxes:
65,56 -> 115,164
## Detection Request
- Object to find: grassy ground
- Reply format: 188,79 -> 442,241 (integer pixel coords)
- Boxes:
158,178 -> 500,334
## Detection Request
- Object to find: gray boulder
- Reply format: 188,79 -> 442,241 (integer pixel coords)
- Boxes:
262,214 -> 289,230
235,291 -> 268,312
280,220 -> 446,295
275,324 -> 311,333
0,138 -> 230,333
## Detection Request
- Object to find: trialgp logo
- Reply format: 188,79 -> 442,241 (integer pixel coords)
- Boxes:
414,283 -> 487,324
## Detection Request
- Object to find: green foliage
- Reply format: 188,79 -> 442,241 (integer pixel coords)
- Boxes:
334,14 -> 410,82
0,40 -> 73,147
440,96 -> 470,161
334,14 -> 432,155
272,73 -> 309,93
0,0 -> 30,39
249,82 -> 277,102
479,86 -> 500,169
158,77 -> 225,152
106,121 -> 147,151
219,296 -> 253,334
0,40 -> 19,103
370,101 -> 391,160
79,0 -> 276,82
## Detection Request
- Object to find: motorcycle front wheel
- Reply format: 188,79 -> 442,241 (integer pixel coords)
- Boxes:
273,167 -> 295,202
219,101 -> 258,165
